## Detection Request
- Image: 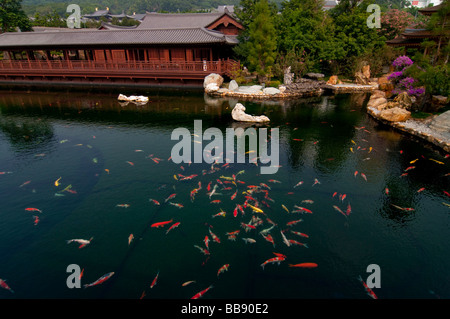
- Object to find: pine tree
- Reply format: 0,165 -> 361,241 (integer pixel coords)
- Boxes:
246,0 -> 278,83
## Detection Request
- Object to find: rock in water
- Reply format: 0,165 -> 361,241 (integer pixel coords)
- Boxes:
231,103 -> 270,123
379,107 -> 411,122
204,73 -> 224,89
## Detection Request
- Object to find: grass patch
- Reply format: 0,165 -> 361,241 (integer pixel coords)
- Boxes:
411,111 -> 433,119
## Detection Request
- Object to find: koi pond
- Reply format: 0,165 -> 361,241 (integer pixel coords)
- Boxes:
0,88 -> 448,299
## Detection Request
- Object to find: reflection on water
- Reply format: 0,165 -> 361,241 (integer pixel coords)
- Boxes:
0,89 -> 448,299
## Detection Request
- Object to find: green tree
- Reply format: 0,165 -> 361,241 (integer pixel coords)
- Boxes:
0,0 -> 32,32
245,0 -> 277,83
277,0 -> 340,73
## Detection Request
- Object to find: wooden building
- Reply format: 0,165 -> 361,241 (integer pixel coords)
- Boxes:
0,11 -> 243,87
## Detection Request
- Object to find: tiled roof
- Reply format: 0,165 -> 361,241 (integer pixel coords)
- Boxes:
0,27 -> 238,49
137,12 -> 226,29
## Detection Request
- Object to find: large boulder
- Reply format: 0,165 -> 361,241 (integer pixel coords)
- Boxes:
355,71 -> 370,85
393,92 -> 415,110
367,97 -> 388,110
263,87 -> 281,95
231,103 -> 270,123
204,73 -> 224,89
327,75 -> 339,85
379,107 -> 411,122
228,80 -> 239,92
205,82 -> 220,93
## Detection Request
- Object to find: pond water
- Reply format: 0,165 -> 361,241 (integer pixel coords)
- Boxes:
0,88 -> 448,299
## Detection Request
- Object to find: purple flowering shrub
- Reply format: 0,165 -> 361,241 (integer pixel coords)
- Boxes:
389,56 -> 424,97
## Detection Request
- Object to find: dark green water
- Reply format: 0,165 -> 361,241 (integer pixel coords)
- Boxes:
0,89 -> 448,299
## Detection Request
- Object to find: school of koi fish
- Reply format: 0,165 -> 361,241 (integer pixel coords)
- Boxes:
1,118 -> 449,300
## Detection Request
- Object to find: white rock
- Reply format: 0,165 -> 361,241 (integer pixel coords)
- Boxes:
263,87 -> 281,95
205,82 -> 220,93
229,80 -> 239,91
203,73 -> 224,89
231,103 -> 270,123
118,94 -> 149,104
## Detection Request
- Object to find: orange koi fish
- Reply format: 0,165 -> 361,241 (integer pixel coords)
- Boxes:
128,234 -> 134,245
19,180 -> 31,188
260,256 -> 286,269
83,272 -> 114,288
149,199 -> 160,205
25,207 -> 42,213
268,179 -> 281,183
358,276 -> 378,299
282,204 -> 290,214
417,188 -> 425,193
217,264 -> 230,277
182,280 -> 196,287
126,161 -> 134,166
385,188 -> 389,195
191,285 -> 213,299
288,263 -> 318,268
151,219 -> 173,228
166,222 -> 180,234
404,166 -> 415,172
0,279 -> 14,293
210,200 -> 221,204
150,271 -> 159,288
354,171 -> 358,178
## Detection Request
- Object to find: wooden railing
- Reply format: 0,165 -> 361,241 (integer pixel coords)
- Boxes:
0,59 -> 240,79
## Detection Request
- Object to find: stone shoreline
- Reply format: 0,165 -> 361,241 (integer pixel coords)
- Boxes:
367,106 -> 450,153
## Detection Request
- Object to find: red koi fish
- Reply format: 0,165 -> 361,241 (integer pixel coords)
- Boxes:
126,161 -> 134,166
166,222 -> 180,234
345,203 -> 352,216
405,166 -> 415,172
210,200 -> 221,204
358,276 -> 378,299
83,272 -> 114,288
261,233 -> 275,247
286,219 -> 303,227
25,208 -> 42,213
150,271 -> 159,288
290,230 -> 309,238
360,173 -> 367,181
260,256 -> 286,269
165,193 -> 176,203
444,191 -> 450,198
194,245 -> 210,256
333,205 -> 348,218
33,215 -> 39,225
272,252 -> 286,258
231,191 -> 237,201
233,206 -> 238,217
293,206 -> 313,214
217,264 -> 230,277
191,285 -> 213,299
0,279 -> 14,293
391,204 -> 414,212
288,239 -> 309,248
417,188 -> 425,193
288,263 -> 318,268
151,219 -> 173,228
385,188 -> 389,195
209,228 -> 220,243
204,236 -> 210,249
149,198 -> 160,205
241,222 -> 256,232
